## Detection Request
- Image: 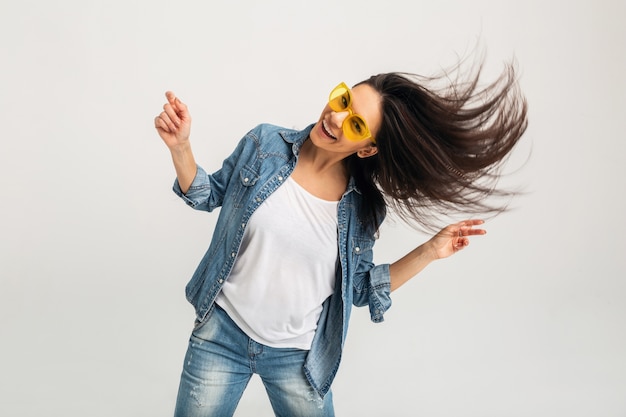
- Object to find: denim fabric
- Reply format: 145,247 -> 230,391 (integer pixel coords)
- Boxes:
174,305 -> 335,417
173,123 -> 392,398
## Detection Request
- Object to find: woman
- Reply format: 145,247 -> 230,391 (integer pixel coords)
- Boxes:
154,62 -> 527,417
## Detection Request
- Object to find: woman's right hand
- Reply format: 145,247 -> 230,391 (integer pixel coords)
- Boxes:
154,91 -> 192,150
154,91 -> 197,193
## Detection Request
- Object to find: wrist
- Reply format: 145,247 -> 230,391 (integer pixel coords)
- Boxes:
423,240 -> 440,261
169,140 -> 192,155
169,141 -> 193,162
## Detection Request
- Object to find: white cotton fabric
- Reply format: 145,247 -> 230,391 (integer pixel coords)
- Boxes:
216,176 -> 339,350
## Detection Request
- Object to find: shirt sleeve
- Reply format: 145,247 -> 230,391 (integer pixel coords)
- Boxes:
351,249 -> 392,323
172,165 -> 214,210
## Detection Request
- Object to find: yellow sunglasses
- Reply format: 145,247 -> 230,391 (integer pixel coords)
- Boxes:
328,82 -> 375,143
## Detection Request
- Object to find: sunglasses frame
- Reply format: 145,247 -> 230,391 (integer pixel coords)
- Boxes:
328,82 -> 375,143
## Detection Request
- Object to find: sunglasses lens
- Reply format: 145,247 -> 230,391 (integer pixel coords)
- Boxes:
329,82 -> 375,143
329,84 -> 351,112
343,116 -> 370,141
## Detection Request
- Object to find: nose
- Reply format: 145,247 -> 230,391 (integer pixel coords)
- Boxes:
330,109 -> 350,128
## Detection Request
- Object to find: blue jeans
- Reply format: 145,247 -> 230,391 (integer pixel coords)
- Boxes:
174,305 -> 335,417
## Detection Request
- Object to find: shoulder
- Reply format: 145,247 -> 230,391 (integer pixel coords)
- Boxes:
244,123 -> 313,153
246,123 -> 291,139
239,124 -> 285,147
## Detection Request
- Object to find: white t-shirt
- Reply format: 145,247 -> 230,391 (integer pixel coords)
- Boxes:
216,176 -> 339,350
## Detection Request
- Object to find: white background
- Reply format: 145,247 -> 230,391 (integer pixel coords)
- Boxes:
1,0 -> 625,416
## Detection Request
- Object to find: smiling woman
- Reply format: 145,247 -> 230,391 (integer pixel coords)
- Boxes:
153,56 -> 527,417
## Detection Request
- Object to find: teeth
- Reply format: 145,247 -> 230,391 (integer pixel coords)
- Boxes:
323,120 -> 337,139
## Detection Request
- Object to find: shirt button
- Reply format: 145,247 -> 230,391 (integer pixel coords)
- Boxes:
218,279 -> 224,284
243,177 -> 249,183
355,247 -> 361,252
256,197 -> 261,202
278,176 -> 283,181
231,252 -> 236,258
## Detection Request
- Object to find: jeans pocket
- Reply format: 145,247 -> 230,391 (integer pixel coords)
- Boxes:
191,311 -> 213,336
190,305 -> 224,341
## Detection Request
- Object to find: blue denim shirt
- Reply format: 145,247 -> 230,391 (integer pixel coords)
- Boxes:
173,123 -> 392,397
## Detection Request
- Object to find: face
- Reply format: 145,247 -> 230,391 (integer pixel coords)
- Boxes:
310,83 -> 382,159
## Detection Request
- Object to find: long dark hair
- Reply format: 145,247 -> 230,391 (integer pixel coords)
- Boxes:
347,60 -> 528,233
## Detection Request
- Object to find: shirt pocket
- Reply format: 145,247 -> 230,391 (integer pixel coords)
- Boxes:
233,164 -> 260,208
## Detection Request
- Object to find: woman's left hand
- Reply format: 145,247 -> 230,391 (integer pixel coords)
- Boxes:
428,219 -> 486,260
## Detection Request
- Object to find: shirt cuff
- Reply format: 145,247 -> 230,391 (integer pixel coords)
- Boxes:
172,165 -> 210,208
368,263 -> 392,323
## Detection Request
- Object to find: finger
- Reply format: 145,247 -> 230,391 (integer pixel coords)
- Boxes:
174,97 -> 189,120
462,219 -> 486,231
164,91 -> 182,122
155,116 -> 173,133
174,96 -> 190,120
458,225 -> 486,237
165,91 -> 189,118
162,103 -> 182,127
459,227 -> 486,237
157,111 -> 178,132
459,219 -> 484,227
165,91 -> 177,106
454,237 -> 469,250
154,116 -> 166,131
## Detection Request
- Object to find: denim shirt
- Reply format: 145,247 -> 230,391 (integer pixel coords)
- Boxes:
173,123 -> 392,398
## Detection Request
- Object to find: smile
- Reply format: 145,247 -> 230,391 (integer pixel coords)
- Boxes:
322,120 -> 337,140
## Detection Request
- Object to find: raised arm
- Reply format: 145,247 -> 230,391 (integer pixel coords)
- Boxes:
154,91 -> 196,193
389,219 -> 486,291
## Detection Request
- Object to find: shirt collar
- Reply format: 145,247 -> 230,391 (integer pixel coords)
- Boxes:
278,123 -> 314,157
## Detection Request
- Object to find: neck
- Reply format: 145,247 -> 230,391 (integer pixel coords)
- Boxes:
291,138 -> 350,200
299,138 -> 348,177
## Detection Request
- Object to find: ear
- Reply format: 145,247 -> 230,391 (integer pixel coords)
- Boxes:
356,144 -> 378,159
